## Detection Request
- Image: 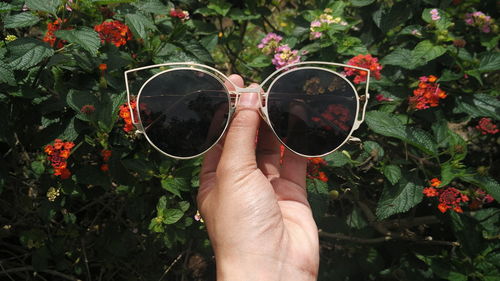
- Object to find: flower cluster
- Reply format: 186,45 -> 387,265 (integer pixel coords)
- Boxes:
43,18 -> 68,48
430,9 -> 440,21
307,157 -> 328,182
257,32 -> 282,55
408,75 -> 447,110
465,11 -> 495,33
100,149 -> 112,172
94,20 -> 132,47
311,104 -> 351,132
423,178 -> 469,213
44,139 -> 75,179
272,44 -> 301,69
469,188 -> 495,209
169,8 -> 190,21
46,187 -> 61,202
344,54 -> 383,84
80,104 -> 95,115
119,100 -> 137,132
309,8 -> 347,40
476,117 -> 499,135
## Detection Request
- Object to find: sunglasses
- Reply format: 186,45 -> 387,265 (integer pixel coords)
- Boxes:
124,61 -> 370,159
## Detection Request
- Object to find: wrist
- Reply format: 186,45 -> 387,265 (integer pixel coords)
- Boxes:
216,253 -> 318,281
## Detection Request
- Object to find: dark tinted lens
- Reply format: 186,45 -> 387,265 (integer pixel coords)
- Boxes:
267,68 -> 357,156
138,69 -> 229,158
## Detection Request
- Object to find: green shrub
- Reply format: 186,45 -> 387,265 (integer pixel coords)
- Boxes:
0,0 -> 499,280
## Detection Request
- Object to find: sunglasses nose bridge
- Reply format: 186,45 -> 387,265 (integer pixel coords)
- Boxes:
230,86 -> 267,108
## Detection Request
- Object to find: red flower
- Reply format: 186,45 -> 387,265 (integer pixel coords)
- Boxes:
409,75 -> 447,110
100,164 -> 109,172
45,139 -> 75,179
437,187 -> 468,213
476,117 -> 499,135
119,100 -> 137,132
99,63 -> 108,71
101,149 -> 112,162
311,104 -> 351,132
344,54 -> 382,84
307,157 -> 328,182
80,105 -> 96,115
43,18 -> 70,48
169,8 -> 190,21
94,20 -> 132,47
376,94 -> 392,102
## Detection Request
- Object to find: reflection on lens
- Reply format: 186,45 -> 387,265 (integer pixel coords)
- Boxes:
267,68 -> 357,156
138,69 -> 229,158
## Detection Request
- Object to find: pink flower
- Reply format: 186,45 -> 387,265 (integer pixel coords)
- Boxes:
376,94 -> 393,102
271,45 -> 301,69
465,11 -> 493,33
258,33 -> 283,55
430,9 -> 441,21
311,32 -> 322,39
310,20 -> 321,28
475,117 -> 499,135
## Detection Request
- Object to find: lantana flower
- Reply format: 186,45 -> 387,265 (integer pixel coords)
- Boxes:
464,11 -> 495,33
94,20 -> 132,47
43,18 -> 70,48
309,8 -> 347,40
44,139 -> 75,179
344,54 -> 382,84
476,117 -> 499,135
258,33 -> 283,55
119,101 -> 137,132
271,44 -> 301,69
170,8 -> 190,21
408,75 -> 447,110
307,157 -> 328,182
423,178 -> 469,213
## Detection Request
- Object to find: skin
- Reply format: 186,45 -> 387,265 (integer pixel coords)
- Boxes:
197,74 -> 320,280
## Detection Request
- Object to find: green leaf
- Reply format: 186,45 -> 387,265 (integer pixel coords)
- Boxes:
92,0 -> 135,4
66,90 -> 98,121
54,27 -> 101,56
125,13 -> 156,39
440,162 -> 465,186
365,111 -> 437,156
324,151 -> 350,167
380,48 -> 413,69
0,61 -> 16,85
411,40 -> 447,68
459,175 -> 500,203
346,207 -> 368,229
207,0 -> 231,16
177,40 -> 214,63
383,165 -> 401,185
376,178 -> 423,220
4,12 -> 40,28
350,0 -> 375,7
0,2 -> 13,12
454,94 -> 500,120
363,141 -> 384,158
178,201 -> 190,213
161,177 -> 189,198
421,8 -> 452,30
6,38 -> 54,70
31,161 -> 45,175
25,0 -> 59,15
133,0 -> 168,14
247,55 -> 271,67
478,53 -> 500,72
161,209 -> 184,224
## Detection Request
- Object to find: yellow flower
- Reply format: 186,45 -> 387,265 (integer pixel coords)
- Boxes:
5,35 -> 17,42
46,187 -> 60,202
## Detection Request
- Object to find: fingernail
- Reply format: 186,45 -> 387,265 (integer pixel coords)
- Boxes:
238,92 -> 259,108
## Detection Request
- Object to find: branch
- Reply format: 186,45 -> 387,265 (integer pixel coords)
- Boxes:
0,266 -> 81,281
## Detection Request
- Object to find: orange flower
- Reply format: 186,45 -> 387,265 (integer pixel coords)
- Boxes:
43,18 -> 70,48
430,178 -> 441,187
119,101 -> 137,132
99,63 -> 107,71
423,187 -> 438,197
101,149 -> 112,162
54,139 -> 64,149
318,172 -> 329,182
60,150 -> 70,159
438,203 -> 449,213
45,139 -> 74,179
344,54 -> 383,84
409,75 -> 447,110
44,145 -> 54,155
94,20 -> 132,47
64,142 -> 75,150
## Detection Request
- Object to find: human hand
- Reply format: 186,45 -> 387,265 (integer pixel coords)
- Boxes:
197,75 -> 319,280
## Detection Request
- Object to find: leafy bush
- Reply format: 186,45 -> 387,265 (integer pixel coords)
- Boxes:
1,0 -> 499,280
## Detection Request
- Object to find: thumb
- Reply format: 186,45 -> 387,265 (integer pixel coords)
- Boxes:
218,85 -> 262,173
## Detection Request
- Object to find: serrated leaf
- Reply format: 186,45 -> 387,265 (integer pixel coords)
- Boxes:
177,40 -> 214,63
0,61 -> 16,85
161,177 -> 189,198
207,0 -> 231,16
161,209 -> 184,224
25,0 -> 59,15
365,111 -> 437,155
4,12 -> 40,28
0,2 -> 13,12
133,0 -> 168,14
380,48 -> 413,69
376,178 -> 423,220
31,161 -> 45,175
421,8 -> 452,30
324,151 -> 350,167
454,94 -> 500,120
6,38 -> 54,70
411,40 -> 446,67
247,55 -> 271,67
55,27 -> 101,56
363,141 -> 384,158
478,53 -> 500,72
383,165 -> 401,185
125,13 -> 156,39
92,0 -> 135,3
178,201 -> 190,212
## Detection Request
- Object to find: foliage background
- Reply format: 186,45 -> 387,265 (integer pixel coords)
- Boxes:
1,0 -> 499,280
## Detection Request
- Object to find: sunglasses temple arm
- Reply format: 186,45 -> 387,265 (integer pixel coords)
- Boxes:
124,72 -> 141,126
353,77 -> 370,130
